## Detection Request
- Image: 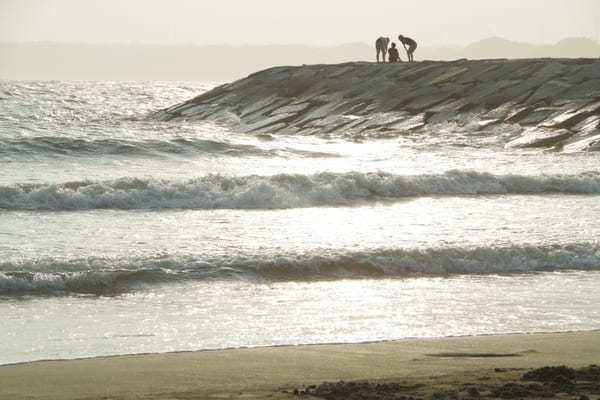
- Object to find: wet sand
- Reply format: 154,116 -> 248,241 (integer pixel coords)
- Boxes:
1,331 -> 598,399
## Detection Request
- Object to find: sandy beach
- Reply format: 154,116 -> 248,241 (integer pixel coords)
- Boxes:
1,331 -> 598,399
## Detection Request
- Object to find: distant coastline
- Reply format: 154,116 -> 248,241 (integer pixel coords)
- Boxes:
1,37 -> 598,81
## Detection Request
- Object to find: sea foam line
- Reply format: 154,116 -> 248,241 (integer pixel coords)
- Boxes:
1,170 -> 599,211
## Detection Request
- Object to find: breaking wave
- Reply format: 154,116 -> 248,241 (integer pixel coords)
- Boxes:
1,170 -> 599,211
2,243 -> 600,296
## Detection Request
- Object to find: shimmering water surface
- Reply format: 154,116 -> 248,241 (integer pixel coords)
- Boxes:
1,80 -> 599,365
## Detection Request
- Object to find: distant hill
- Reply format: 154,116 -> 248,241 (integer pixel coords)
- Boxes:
417,37 -> 599,61
460,37 -> 600,59
0,42 -> 373,81
0,38 -> 598,81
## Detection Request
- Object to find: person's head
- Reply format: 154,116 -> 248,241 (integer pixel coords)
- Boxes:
398,35 -> 404,40
391,42 -> 396,47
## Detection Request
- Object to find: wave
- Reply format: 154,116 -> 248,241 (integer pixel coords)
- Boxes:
2,243 -> 600,296
0,135 -> 335,159
1,170 -> 599,211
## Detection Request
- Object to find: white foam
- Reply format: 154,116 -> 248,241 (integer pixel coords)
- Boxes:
1,170 -> 600,211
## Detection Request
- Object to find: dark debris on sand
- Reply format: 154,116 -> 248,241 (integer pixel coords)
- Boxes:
491,382 -> 554,398
292,381 -> 426,400
523,365 -> 600,383
520,364 -> 600,398
290,364 -> 600,400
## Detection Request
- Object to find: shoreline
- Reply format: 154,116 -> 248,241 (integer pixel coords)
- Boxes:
4,328 -> 599,368
2,331 -> 598,399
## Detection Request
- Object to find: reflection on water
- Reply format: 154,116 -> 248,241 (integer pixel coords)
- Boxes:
2,272 -> 599,365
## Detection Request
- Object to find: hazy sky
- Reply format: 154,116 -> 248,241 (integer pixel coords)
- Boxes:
1,0 -> 599,47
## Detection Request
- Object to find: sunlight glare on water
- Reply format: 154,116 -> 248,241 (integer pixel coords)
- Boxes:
2,272 -> 599,365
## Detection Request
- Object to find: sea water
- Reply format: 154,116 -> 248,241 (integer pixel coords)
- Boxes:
1,80 -> 599,365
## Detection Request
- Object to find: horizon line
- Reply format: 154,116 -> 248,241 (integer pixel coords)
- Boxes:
1,36 -> 599,48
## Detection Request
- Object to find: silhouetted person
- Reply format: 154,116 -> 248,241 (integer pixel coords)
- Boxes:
398,34 -> 417,62
388,42 -> 400,62
375,37 -> 390,63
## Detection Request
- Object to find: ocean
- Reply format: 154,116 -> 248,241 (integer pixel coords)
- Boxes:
1,77 -> 599,366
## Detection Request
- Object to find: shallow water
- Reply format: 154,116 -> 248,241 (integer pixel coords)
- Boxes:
3,272 -> 600,365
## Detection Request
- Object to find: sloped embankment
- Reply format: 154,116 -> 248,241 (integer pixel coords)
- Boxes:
155,58 -> 600,151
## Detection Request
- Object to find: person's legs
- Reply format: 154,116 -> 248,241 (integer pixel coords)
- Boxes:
409,44 -> 417,62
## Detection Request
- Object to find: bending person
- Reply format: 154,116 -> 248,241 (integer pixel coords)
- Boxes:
398,34 -> 417,62
375,37 -> 390,63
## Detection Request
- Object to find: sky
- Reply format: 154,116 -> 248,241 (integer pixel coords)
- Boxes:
1,0 -> 599,47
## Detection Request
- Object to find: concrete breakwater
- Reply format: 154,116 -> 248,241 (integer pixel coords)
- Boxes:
155,58 -> 600,152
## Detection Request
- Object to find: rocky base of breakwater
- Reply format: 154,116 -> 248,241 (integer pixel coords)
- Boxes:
155,58 -> 600,152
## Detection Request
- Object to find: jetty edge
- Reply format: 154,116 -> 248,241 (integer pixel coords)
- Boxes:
155,58 -> 600,152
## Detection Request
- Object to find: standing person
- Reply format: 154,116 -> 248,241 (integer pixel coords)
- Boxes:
398,34 -> 417,62
375,37 -> 390,63
388,42 -> 400,62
